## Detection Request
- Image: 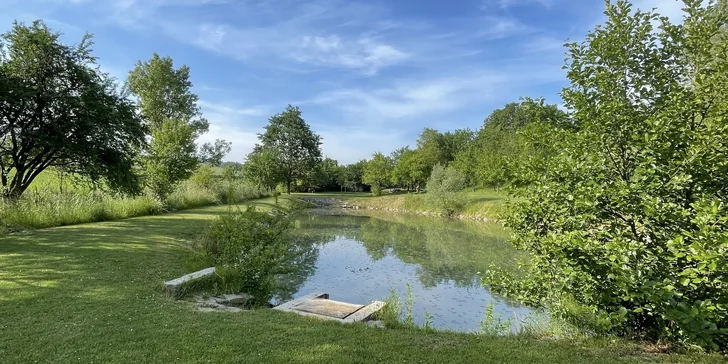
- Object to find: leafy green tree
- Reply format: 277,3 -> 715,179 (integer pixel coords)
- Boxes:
243,146 -> 281,191
198,139 -> 231,166
440,129 -> 475,163
256,105 -> 322,194
453,99 -> 565,190
127,53 -> 208,134
0,21 -> 146,200
391,149 -> 430,192
363,152 -> 393,196
338,160 -> 366,192
144,119 -> 199,199
485,0 -> 728,350
416,128 -> 447,168
312,157 -> 341,191
127,53 -> 213,199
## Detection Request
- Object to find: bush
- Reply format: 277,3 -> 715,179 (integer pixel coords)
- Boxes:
196,205 -> 313,304
424,164 -> 466,216
484,2 -> 728,350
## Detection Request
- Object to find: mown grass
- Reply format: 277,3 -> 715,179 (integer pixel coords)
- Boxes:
0,204 -> 724,363
349,189 -> 507,220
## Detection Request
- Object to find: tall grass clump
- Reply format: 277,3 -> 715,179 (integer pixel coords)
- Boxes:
166,180 -> 219,210
0,189 -> 162,232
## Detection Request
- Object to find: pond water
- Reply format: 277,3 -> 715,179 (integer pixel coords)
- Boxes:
275,209 -> 534,333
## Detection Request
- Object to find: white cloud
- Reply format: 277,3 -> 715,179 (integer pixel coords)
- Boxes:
481,0 -> 554,10
633,0 -> 686,23
292,36 -> 409,75
196,100 -> 271,162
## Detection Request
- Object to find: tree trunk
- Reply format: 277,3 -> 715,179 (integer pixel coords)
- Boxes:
286,180 -> 291,195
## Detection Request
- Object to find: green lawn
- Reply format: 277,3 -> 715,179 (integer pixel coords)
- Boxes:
0,203 -> 723,363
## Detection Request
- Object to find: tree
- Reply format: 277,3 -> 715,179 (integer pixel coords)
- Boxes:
416,128 -> 447,168
127,53 -> 208,134
243,146 -> 281,191
484,0 -> 728,350
198,139 -> 231,166
144,119 -> 198,199
338,160 -> 366,192
391,149 -> 430,192
312,158 -> 341,191
127,53 -> 212,199
363,152 -> 393,196
453,99 -> 565,190
0,21 -> 145,200
256,105 -> 322,194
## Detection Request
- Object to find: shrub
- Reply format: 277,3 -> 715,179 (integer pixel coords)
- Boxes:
196,205 -> 313,304
484,1 -> 728,350
190,165 -> 215,188
424,164 -> 466,216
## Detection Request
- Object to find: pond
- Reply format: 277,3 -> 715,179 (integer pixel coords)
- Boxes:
275,209 -> 534,333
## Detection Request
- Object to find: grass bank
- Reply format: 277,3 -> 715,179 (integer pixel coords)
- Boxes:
0,173 -> 268,234
0,203 -> 723,363
347,189 -> 507,221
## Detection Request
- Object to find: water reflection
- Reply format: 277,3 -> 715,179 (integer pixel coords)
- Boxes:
278,209 -> 531,332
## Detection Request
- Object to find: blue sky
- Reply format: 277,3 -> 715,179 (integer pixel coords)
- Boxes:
1,0 -> 685,163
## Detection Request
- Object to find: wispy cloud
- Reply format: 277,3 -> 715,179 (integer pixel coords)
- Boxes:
481,0 -> 555,10
196,100 -> 271,162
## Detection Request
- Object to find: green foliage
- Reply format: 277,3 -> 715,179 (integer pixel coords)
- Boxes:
485,1 -> 728,350
338,160 -> 367,192
0,20 -> 146,200
377,284 -> 421,330
126,53 -> 208,134
196,205 -> 314,304
254,105 -> 322,194
222,163 -> 241,182
127,53 -> 215,201
405,282 -> 415,328
243,146 -> 281,190
452,98 -> 566,189
191,165 -> 215,188
425,164 -> 466,216
391,149 -> 430,192
198,139 -> 232,166
480,301 -> 513,336
145,119 -> 199,200
363,152 -> 393,196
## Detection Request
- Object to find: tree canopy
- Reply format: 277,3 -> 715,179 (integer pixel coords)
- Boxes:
254,105 -> 322,194
127,53 -> 216,199
0,21 -> 146,200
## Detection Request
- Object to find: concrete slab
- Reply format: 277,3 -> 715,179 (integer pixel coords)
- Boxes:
164,267 -> 216,292
274,292 -> 386,324
294,299 -> 363,319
